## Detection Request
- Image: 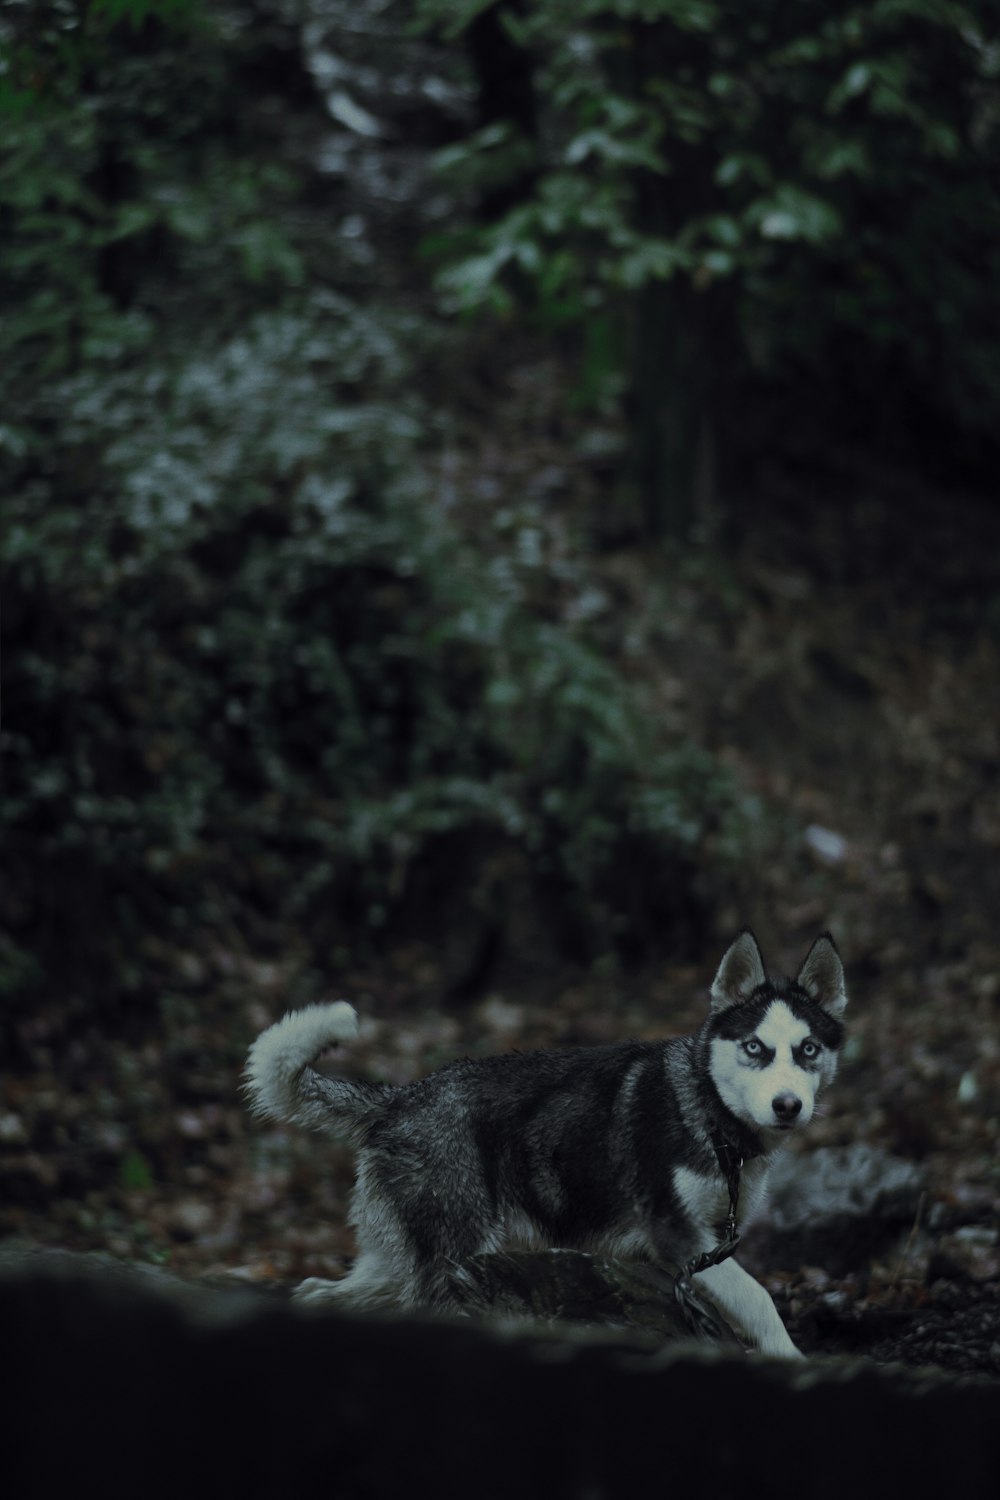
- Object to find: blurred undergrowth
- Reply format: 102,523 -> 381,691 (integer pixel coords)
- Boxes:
1,1 -> 758,1003
4,292 -> 752,995
16,0 -> 995,1002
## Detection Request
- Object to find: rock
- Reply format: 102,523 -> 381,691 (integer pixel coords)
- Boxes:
453,1248 -> 739,1344
927,1227 -> 1000,1285
3,1256 -> 999,1500
747,1144 -> 925,1275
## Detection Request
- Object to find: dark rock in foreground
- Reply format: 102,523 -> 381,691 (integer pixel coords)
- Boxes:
3,1253 -> 998,1500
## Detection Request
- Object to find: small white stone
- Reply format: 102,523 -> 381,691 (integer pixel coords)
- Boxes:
804,824 -> 848,864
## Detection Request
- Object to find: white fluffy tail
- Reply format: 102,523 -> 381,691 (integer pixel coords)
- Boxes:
244,1001 -> 388,1136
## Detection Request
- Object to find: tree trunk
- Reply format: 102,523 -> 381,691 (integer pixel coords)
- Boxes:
619,18 -> 731,540
466,1 -> 539,218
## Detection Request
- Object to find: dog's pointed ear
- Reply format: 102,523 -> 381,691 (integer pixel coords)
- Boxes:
710,929 -> 766,1011
796,933 -> 847,1017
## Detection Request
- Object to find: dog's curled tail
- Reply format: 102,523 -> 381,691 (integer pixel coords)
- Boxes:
244,1002 -> 389,1137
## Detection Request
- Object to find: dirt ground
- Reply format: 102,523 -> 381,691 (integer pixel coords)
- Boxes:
3,875 -> 998,1380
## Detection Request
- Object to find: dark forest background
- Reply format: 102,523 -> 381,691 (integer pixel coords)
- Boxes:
2,0 -> 999,1359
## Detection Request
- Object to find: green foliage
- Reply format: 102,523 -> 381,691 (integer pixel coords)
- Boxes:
419,0 -> 1000,444
119,1148 -> 154,1191
0,0 -> 758,997
0,0 -> 303,390
4,284 -> 750,993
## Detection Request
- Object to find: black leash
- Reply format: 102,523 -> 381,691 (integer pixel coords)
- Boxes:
672,1134 -> 745,1338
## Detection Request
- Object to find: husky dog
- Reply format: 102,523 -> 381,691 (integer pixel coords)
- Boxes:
244,930 -> 847,1356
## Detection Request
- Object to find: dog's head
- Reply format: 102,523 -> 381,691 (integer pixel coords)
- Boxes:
706,929 -> 847,1135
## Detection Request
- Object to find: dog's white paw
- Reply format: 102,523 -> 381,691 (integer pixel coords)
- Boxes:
292,1276 -> 343,1304
759,1335 -> 805,1359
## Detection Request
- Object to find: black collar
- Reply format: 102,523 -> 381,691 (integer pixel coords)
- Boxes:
709,1124 -> 762,1180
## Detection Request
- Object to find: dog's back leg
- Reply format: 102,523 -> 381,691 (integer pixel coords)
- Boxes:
294,1248 -> 411,1309
292,1160 -> 424,1310
293,1155 -> 502,1314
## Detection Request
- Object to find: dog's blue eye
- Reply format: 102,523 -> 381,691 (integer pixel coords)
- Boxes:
802,1040 -> 818,1059
744,1038 -> 761,1055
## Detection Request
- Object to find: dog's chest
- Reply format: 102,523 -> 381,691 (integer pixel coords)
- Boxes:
672,1155 -> 772,1233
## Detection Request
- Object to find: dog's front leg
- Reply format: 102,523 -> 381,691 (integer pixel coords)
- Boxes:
693,1258 -> 803,1358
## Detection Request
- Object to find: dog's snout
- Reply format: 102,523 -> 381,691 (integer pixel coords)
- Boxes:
772,1091 -> 802,1123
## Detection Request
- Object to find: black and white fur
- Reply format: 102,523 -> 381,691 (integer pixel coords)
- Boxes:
244,930 -> 847,1356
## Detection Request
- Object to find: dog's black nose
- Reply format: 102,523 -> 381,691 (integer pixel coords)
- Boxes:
772,1092 -> 802,1122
